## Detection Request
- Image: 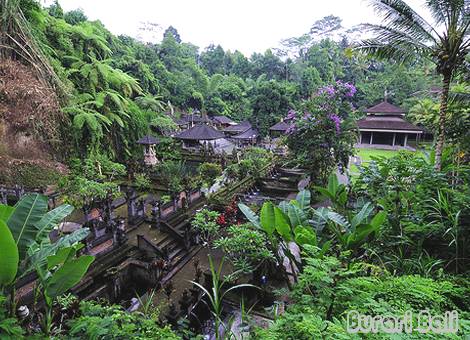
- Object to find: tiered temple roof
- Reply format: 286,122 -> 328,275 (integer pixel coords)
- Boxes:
358,101 -> 423,133
212,115 -> 235,125
223,121 -> 251,134
269,120 -> 290,132
232,128 -> 259,140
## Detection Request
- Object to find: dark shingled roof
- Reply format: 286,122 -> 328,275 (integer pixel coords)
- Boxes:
136,135 -> 160,145
223,121 -> 252,133
269,121 -> 290,131
357,116 -> 423,132
365,101 -> 406,115
212,115 -> 235,124
175,124 -> 225,140
232,128 -> 259,140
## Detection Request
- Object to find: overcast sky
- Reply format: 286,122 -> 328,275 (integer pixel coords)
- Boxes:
43,0 -> 428,55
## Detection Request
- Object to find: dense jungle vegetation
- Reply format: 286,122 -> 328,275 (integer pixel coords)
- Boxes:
2,0 -> 461,162
0,0 -> 469,339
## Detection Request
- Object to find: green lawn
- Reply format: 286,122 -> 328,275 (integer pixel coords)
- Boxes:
349,148 -> 403,174
355,148 -> 400,162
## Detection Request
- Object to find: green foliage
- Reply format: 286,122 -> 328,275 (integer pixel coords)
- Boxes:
189,256 -> 256,340
191,208 -> 220,244
6,194 -> 49,260
225,147 -> 272,181
68,300 -> 179,339
154,160 -> 188,195
286,246 -> 470,338
150,114 -> 177,135
214,223 -> 274,274
63,8 -> 87,25
59,155 -> 125,207
254,306 -> 351,340
353,152 -> 469,274
0,220 -> 18,286
37,245 -> 94,334
198,162 -> 222,188
133,173 -> 151,191
0,296 -> 23,338
285,82 -> 357,185
0,194 -> 93,336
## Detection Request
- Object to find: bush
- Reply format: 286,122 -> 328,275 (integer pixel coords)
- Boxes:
214,223 -> 274,274
191,208 -> 220,243
68,301 -> 178,339
254,306 -> 351,340
198,162 -> 222,187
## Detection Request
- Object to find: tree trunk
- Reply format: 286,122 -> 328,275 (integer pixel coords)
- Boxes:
434,71 -> 452,171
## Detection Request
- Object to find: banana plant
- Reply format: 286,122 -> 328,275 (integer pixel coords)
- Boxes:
36,245 -> 94,334
238,190 -> 329,288
0,194 -> 90,315
0,220 -> 18,289
317,202 -> 387,251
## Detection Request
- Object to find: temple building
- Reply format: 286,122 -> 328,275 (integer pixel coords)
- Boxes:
357,101 -> 424,148
223,121 -> 252,137
232,128 -> 260,147
136,135 -> 159,166
174,124 -> 225,149
269,120 -> 290,137
211,115 -> 237,129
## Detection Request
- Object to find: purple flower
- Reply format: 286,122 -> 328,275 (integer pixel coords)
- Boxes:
286,123 -> 297,135
302,112 -> 311,121
344,82 -> 356,97
328,114 -> 341,134
318,85 -> 336,97
285,109 -> 296,121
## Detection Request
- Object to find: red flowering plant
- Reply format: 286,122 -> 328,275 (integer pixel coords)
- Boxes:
216,213 -> 227,227
224,199 -> 239,223
285,81 -> 358,185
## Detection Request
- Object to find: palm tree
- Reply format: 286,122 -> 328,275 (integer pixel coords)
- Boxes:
358,0 -> 470,170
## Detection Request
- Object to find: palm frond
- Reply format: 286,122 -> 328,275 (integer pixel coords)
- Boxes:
368,0 -> 439,42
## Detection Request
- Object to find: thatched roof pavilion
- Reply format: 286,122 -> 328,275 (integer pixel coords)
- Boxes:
175,124 -> 225,141
136,135 -> 160,145
223,121 -> 251,136
357,101 -> 424,148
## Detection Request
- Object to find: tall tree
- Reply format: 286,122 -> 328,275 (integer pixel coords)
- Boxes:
358,0 -> 470,170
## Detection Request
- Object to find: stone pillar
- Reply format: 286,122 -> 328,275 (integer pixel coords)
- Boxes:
0,189 -> 7,204
151,200 -> 160,228
369,132 -> 373,145
172,196 -> 178,212
14,185 -> 24,201
404,134 -> 408,147
83,204 -> 92,223
113,219 -> 127,245
91,219 -> 101,239
137,198 -> 146,218
125,187 -> 137,221
103,194 -> 114,228
392,133 -> 396,146
185,190 -> 192,205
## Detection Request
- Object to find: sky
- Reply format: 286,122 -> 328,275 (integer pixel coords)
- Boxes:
42,0 -> 428,56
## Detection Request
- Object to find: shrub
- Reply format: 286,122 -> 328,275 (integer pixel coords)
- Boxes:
191,208 -> 220,243
68,301 -> 178,339
214,223 -> 274,274
198,162 -> 222,187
